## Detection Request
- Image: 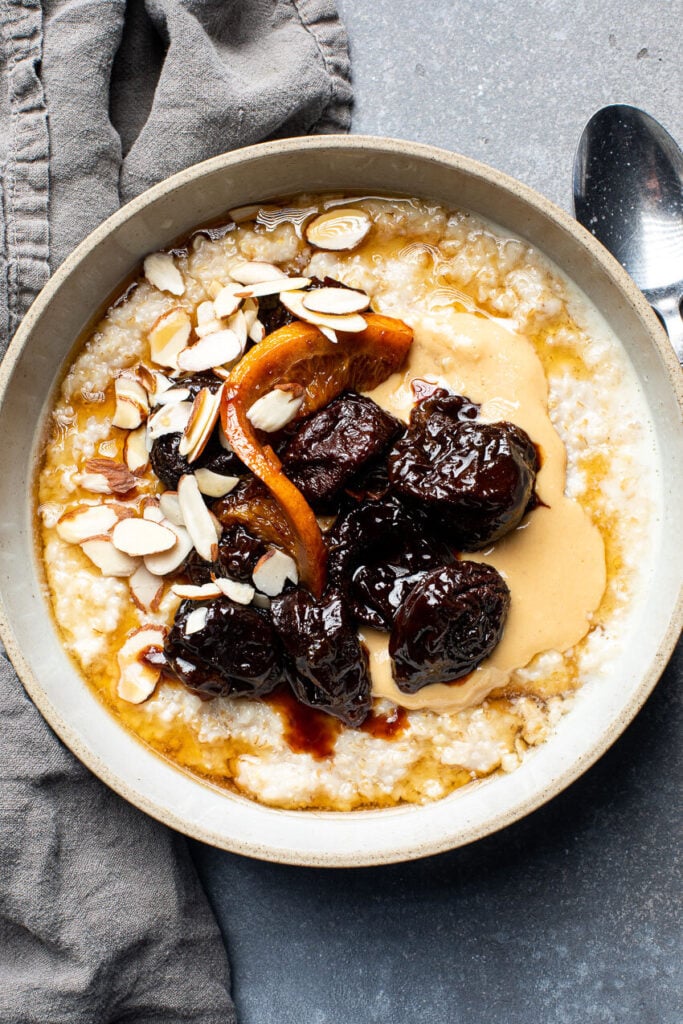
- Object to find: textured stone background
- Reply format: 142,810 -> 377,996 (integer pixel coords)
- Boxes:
192,3 -> 683,1021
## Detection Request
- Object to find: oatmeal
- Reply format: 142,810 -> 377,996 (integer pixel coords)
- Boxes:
37,195 -> 658,811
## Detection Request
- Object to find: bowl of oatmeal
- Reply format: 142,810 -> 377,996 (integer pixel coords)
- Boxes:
0,137 -> 681,865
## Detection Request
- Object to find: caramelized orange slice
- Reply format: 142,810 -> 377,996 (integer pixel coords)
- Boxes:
221,314 -> 413,595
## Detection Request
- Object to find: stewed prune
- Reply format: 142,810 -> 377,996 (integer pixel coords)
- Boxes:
389,561 -> 511,693
271,588 -> 372,726
326,496 -> 454,629
164,597 -> 282,699
388,390 -> 539,549
281,391 -> 403,510
184,525 -> 267,585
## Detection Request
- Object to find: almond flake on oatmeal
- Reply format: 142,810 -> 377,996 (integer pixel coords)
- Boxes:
318,326 -> 338,344
129,563 -> 164,612
142,500 -> 165,523
154,386 -> 191,406
213,282 -> 244,319
148,307 -> 192,369
194,467 -> 240,498
228,203 -> 261,224
241,297 -> 258,329
82,458 -> 138,495
196,300 -> 216,324
123,425 -> 149,474
178,386 -> 222,461
229,261 -> 286,285
172,582 -> 222,600
112,376 -> 149,429
234,276 -> 311,299
158,490 -> 184,526
214,577 -> 255,604
177,331 -> 242,373
302,287 -> 370,315
146,400 -> 193,442
195,318 -> 226,339
117,625 -> 166,704
144,522 -> 193,576
184,606 -> 209,634
143,252 -> 185,296
112,517 -> 177,556
246,384 -> 304,432
252,548 -> 299,597
177,473 -> 220,561
81,537 -> 140,577
227,308 -> 248,349
218,423 -> 233,451
56,504 -> 120,544
305,208 -> 371,251
248,318 -> 266,343
280,290 -> 367,333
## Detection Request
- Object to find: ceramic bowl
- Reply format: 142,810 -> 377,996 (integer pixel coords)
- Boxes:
1,137 -> 681,866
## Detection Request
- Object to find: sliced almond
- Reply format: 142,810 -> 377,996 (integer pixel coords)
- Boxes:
112,518 -> 177,557
241,297 -> 259,330
123,425 -> 149,474
195,318 -> 226,339
81,458 -> 138,496
246,384 -> 305,432
318,326 -> 338,345
81,537 -> 140,577
305,208 -> 371,251
227,308 -> 248,349
172,582 -> 222,600
117,625 -> 166,704
234,276 -> 311,299
213,282 -> 244,319
158,491 -> 184,527
252,592 -> 271,610
154,386 -> 191,406
177,474 -> 220,561
248,318 -> 266,344
184,606 -> 209,634
177,331 -> 242,373
56,504 -> 120,544
148,307 -> 192,368
302,287 -> 370,315
229,261 -> 286,285
112,375 -> 149,429
194,468 -> 240,498
214,577 -> 255,604
252,548 -> 299,597
228,203 -> 261,224
142,500 -> 165,524
144,252 -> 185,296
280,290 -> 367,333
218,424 -> 233,451
179,387 -> 222,462
196,300 -> 216,324
144,522 -> 193,576
129,563 -> 164,612
146,401 -> 193,441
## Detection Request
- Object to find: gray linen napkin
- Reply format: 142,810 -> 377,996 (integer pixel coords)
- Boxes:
0,2 -> 351,1021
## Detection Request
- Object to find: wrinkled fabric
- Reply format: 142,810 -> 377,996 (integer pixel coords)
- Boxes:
0,2 -> 351,1020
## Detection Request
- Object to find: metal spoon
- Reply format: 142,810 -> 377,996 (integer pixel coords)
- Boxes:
573,104 -> 683,364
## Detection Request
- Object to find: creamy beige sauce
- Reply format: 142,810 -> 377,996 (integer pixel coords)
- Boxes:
363,311 -> 606,711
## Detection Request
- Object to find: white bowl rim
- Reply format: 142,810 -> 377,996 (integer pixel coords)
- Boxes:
0,134 -> 681,867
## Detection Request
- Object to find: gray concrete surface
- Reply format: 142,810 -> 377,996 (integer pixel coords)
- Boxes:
191,3 -> 683,1021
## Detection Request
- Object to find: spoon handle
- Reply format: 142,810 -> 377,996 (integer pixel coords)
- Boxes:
650,292 -> 683,366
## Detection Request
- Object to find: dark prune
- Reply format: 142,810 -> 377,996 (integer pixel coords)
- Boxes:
150,431 -> 243,490
388,390 -> 539,549
164,597 -> 282,699
185,525 -> 267,585
326,496 -> 454,629
174,371 -> 224,399
280,392 -> 403,510
389,561 -> 511,693
271,588 -> 372,726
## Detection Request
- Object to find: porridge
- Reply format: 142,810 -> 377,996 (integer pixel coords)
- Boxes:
36,194 -> 658,811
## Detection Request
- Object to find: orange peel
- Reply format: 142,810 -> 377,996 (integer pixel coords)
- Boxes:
221,314 -> 413,595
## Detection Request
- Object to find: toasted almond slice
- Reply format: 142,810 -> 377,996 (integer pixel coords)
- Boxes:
124,425 -> 149,474
56,504 -> 120,544
229,261 -> 286,285
208,509 -> 223,541
195,318 -> 225,339
144,252 -> 185,296
246,384 -> 305,432
177,331 -> 242,373
248,318 -> 266,343
144,522 -> 193,576
146,401 -> 193,441
214,577 -> 255,604
302,287 -> 370,315
112,518 -> 177,556
82,458 -> 138,496
241,297 -> 259,330
196,300 -> 216,324
81,538 -> 140,577
158,491 -> 184,527
142,501 -> 165,524
172,582 -> 222,600
213,282 -> 244,319
137,364 -> 160,395
154,387 -> 191,406
252,548 -> 299,597
177,474 -> 220,561
227,308 -> 248,349
184,606 -> 209,634
112,376 -> 149,429
117,625 -> 166,703
305,208 -> 371,251
148,307 -> 192,368
129,563 -> 164,612
280,290 -> 367,333
318,326 -> 338,344
228,203 -> 261,224
194,468 -> 240,498
179,387 -> 222,462
234,277 -> 311,299
218,424 -> 233,451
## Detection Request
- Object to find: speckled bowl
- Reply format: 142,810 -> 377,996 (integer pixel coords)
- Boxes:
0,137 -> 681,866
